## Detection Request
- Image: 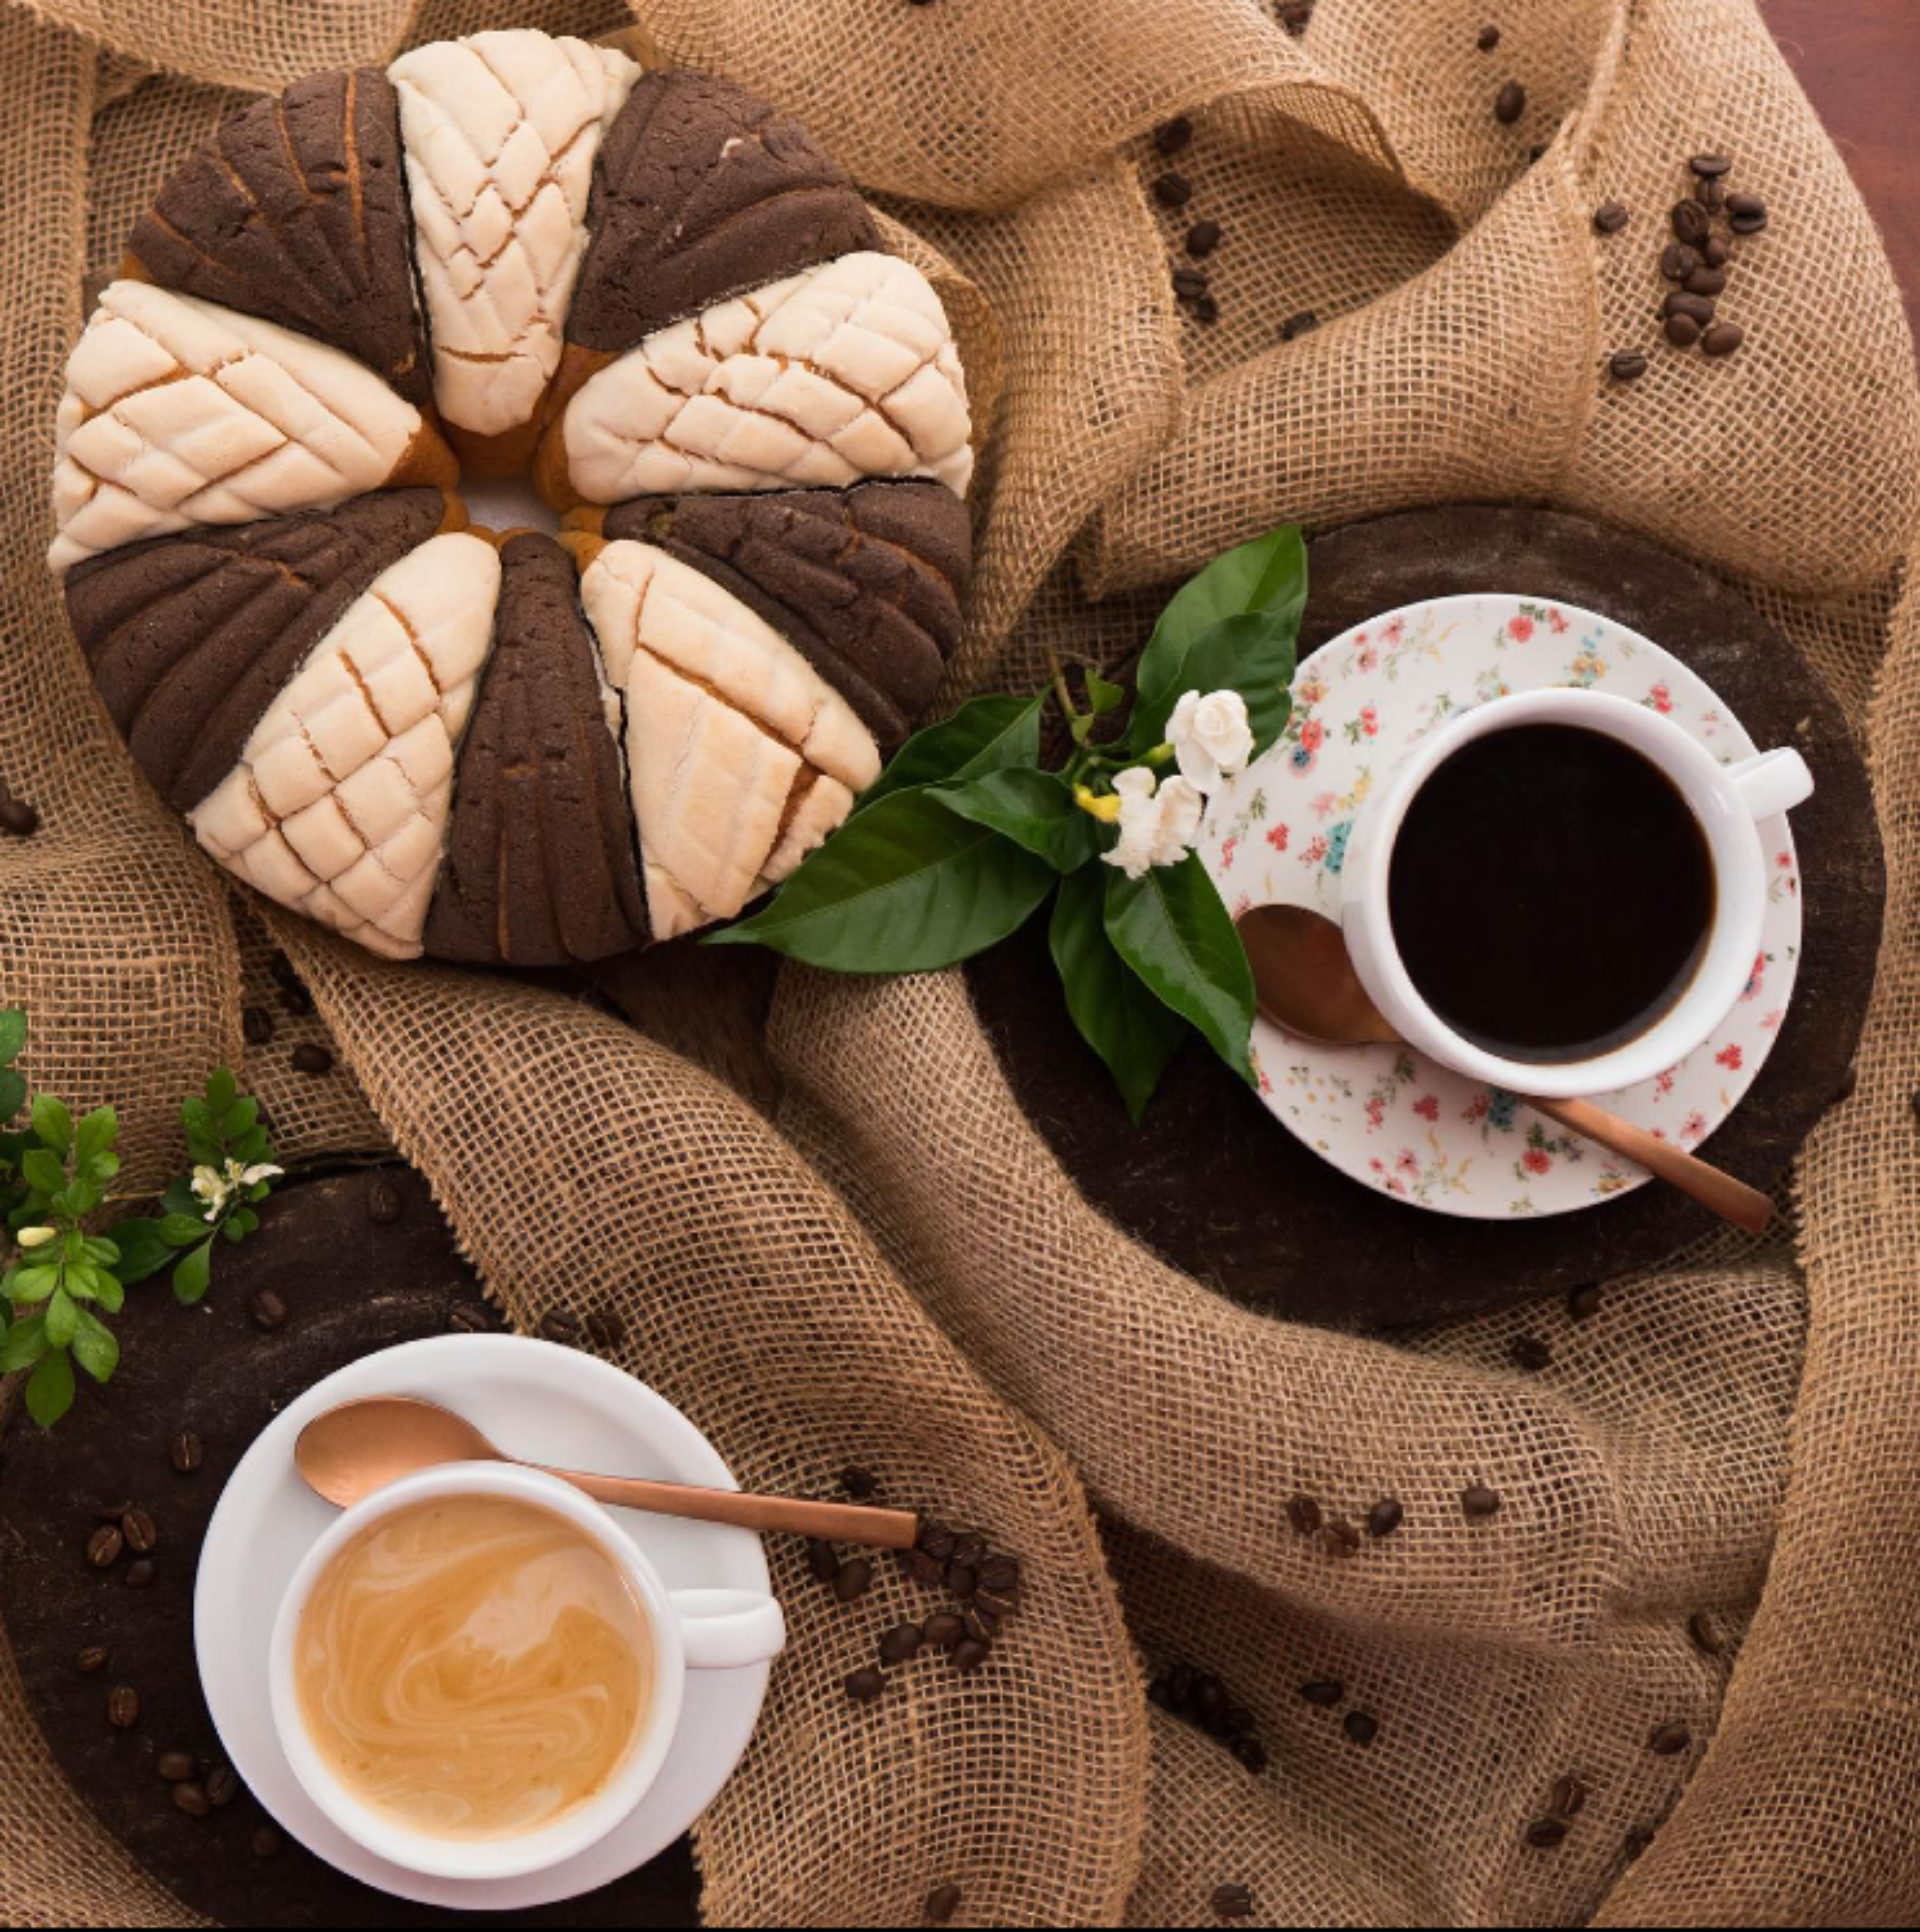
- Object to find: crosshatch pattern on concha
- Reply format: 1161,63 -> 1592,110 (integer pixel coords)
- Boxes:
53,28 -> 976,969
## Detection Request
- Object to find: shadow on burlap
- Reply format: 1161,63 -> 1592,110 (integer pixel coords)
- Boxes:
1,0 -> 1916,1924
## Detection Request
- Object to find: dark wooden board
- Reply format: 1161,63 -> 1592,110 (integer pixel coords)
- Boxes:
967,506 -> 1884,1328
0,1166 -> 699,1929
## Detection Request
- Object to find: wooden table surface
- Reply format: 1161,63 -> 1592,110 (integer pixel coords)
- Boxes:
1765,0 -> 1920,350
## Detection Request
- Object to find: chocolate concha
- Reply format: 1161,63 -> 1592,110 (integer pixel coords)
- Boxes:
63,487 -> 452,813
423,533 -> 650,965
567,68 -> 880,358
126,68 -> 429,406
597,480 -> 970,748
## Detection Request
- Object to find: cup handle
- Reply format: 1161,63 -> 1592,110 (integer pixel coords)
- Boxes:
1726,746 -> 1814,822
669,1587 -> 787,1670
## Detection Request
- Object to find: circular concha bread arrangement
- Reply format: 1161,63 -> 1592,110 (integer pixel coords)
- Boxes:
49,32 -> 975,965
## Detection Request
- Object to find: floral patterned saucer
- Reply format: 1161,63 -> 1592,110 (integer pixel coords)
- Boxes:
1196,593 -> 1802,1219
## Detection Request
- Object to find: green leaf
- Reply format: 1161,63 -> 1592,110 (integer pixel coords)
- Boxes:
56,1176 -> 102,1220
70,1312 -> 119,1384
1104,855 -> 1257,1082
180,1096 -> 217,1142
29,1094 -> 72,1155
0,1008 -> 25,1067
20,1147 -> 64,1198
7,1264 -> 60,1304
159,1213 -> 209,1247
933,769 -> 1101,874
108,1218 -> 177,1284
90,1272 -> 124,1315
44,1287 -> 79,1349
0,1314 -> 48,1373
73,1106 -> 116,1170
204,1067 -> 237,1117
24,1346 -> 75,1427
161,1178 -> 199,1220
707,788 -> 1055,973
220,1097 -> 258,1139
0,1068 -> 24,1122
171,1239 -> 213,1307
1084,668 -> 1127,716
1048,868 -> 1188,1124
854,694 -> 1045,814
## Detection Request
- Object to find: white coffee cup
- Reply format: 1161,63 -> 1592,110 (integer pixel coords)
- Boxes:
1338,686 -> 1813,1099
267,1460 -> 786,1883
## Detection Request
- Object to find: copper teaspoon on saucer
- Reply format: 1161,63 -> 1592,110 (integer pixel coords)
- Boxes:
1235,903 -> 1772,1234
295,1395 -> 921,1548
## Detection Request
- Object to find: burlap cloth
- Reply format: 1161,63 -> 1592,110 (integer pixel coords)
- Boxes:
3,0 -> 1917,1924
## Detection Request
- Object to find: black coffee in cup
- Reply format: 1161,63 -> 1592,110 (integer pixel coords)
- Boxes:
1386,722 -> 1714,1064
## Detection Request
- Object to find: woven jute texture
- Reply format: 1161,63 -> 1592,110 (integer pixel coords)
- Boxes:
3,0 -> 1917,1925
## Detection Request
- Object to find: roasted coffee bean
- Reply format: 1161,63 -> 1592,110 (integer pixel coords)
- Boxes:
900,1548 -> 946,1589
1687,1610 -> 1724,1656
1152,171 -> 1193,209
94,1499 -> 135,1521
840,1465 -> 879,1499
157,1750 -> 196,1782
76,1646 -> 109,1674
924,1612 -> 966,1649
952,1638 -> 991,1674
1190,294 -> 1220,325
1222,1703 -> 1253,1739
1232,1735 -> 1269,1774
1278,0 -> 1314,33
947,1563 -> 978,1600
1509,1336 -> 1553,1373
168,1430 -> 203,1474
1494,81 -> 1526,125
1701,321 -> 1744,358
1694,176 -> 1725,211
277,983 -> 315,1017
1593,200 -> 1630,235
267,950 -> 299,987
1550,1773 -> 1588,1817
584,1306 -> 628,1350
879,1623 -> 923,1665
108,1685 -> 140,1729
0,797 -> 40,837
1623,1825 -> 1655,1861
1524,1816 -> 1568,1849
365,1174 -> 403,1225
1322,1518 -> 1362,1559
1172,267 -> 1210,300
1660,242 -> 1699,281
806,1539 -> 841,1585
241,1005 -> 274,1047
1671,199 -> 1711,247
1689,152 -> 1733,179
834,1557 -> 875,1604
974,1586 -> 1017,1622
87,1525 -> 124,1569
1729,208 -> 1767,236
1154,116 -> 1194,156
962,1606 -> 998,1645
1568,1282 -> 1603,1321
1664,313 -> 1702,348
1609,350 -> 1649,382
952,1531 -> 987,1568
1461,1483 -> 1503,1519
248,1288 -> 287,1331
122,1508 -> 158,1555
1648,1720 -> 1691,1756
289,1042 -> 333,1075
1301,1678 -> 1344,1707
1280,309 -> 1319,341
448,1302 -> 494,1334
1703,234 -> 1731,267
251,1825 -> 283,1859
1726,191 -> 1767,223
1168,1664 -> 1195,1707
1477,24 -> 1501,51
1684,266 -> 1728,297
1343,1709 -> 1379,1747
1185,219 -> 1222,257
1285,1494 -> 1323,1537
206,1765 -> 240,1808
1212,1881 -> 1254,1921
537,1305 -> 580,1345
918,1520 -> 956,1561
1664,290 -> 1716,325
125,1559 -> 156,1590
1367,1496 -> 1405,1538
845,1666 -> 887,1704
1193,1675 -> 1225,1722
173,1781 -> 212,1817
979,1554 -> 1020,1593
924,1884 -> 963,1925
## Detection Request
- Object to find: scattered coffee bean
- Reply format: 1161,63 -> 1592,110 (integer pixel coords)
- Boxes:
845,1666 -> 887,1704
1664,313 -> 1702,348
1152,171 -> 1193,209
584,1306 -> 628,1350
1169,1664 -> 1195,1706
1477,25 -> 1501,52
1593,200 -> 1630,235
840,1465 -> 879,1500
1609,350 -> 1649,382
1301,1678 -> 1344,1707
122,1507 -> 158,1555
1190,294 -> 1220,325
1648,1720 -> 1691,1756
1671,200 -> 1711,248
1172,267 -> 1210,300
448,1302 -> 494,1334
835,1557 -> 875,1604
1726,190 -> 1767,224
1551,1773 -> 1588,1817
1154,117 -> 1194,156
924,1883 -> 963,1925
1702,233 -> 1731,267
952,1530 -> 985,1567
1689,152 -> 1732,179
1494,81 -> 1526,125
1280,309 -> 1319,341
241,1005 -> 274,1047
1278,0 -> 1314,33
1693,176 -> 1725,213
1193,1676 -> 1225,1723
1623,1824 -> 1654,1861
172,1781 -> 212,1817
168,1430 -> 203,1474
974,1587 -> 1017,1623
1232,1735 -> 1268,1773
962,1606 -> 999,1645
94,1499 -> 134,1521
76,1646 -> 109,1674
1366,1497 -> 1404,1539
277,983 -> 315,1017
1660,241 -> 1699,281
918,1524 -> 956,1564
248,1288 -> 288,1331
899,1547 -> 946,1590
1687,1610 -> 1724,1656
157,1750 -> 195,1783
947,1563 -> 977,1600
879,1623 -> 923,1666
806,1538 -> 841,1585
87,1524 -> 124,1569
537,1305 -> 580,1345
1524,1816 -> 1568,1849
1684,265 -> 1728,297
0,796 -> 40,837
365,1173 -> 403,1224
1509,1336 -> 1552,1373
1322,1518 -> 1362,1559
1700,321 -> 1744,358
251,1825 -> 283,1859
979,1554 -> 1019,1593
108,1685 -> 140,1729
952,1639 -> 991,1674
1286,1494 -> 1323,1537
289,1042 -> 333,1075
206,1765 -> 240,1808
1185,219 -> 1222,257
1462,1484 -> 1503,1520
1343,1709 -> 1379,1746
924,1612 -> 965,1649
1664,290 -> 1716,325
1212,1881 -> 1254,1921
1568,1282 -> 1603,1320
125,1559 -> 156,1590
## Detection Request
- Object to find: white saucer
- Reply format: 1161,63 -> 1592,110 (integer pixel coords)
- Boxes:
194,1334 -> 772,1910
1198,592 -> 1803,1218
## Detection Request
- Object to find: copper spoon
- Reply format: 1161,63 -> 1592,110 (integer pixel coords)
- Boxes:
295,1395 -> 921,1549
1235,903 -> 1772,1234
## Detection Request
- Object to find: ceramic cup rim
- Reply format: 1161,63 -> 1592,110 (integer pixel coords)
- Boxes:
1338,686 -> 1776,1098
267,1460 -> 684,1883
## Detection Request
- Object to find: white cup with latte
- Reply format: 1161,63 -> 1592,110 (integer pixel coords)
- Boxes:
267,1459 -> 786,1882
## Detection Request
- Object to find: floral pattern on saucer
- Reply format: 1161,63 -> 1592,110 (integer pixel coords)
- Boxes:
1197,593 -> 1802,1219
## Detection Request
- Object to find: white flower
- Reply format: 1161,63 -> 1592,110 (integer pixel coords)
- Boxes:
16,1225 -> 57,1250
1102,769 -> 1206,879
190,1163 -> 233,1222
1166,688 -> 1254,790
1150,775 -> 1205,864
227,1157 -> 282,1190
